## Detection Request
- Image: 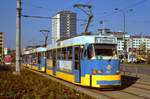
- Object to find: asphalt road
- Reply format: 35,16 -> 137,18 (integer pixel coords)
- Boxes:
121,64 -> 150,75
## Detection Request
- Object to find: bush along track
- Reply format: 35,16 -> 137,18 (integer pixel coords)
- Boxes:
0,66 -> 94,99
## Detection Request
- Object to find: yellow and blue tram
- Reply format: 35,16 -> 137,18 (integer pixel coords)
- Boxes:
22,47 -> 46,72
23,35 -> 121,88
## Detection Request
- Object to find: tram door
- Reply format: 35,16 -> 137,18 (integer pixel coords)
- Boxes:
74,46 -> 81,83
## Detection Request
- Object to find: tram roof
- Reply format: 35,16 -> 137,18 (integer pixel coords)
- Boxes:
36,47 -> 46,52
60,35 -> 116,45
47,35 -> 117,50
23,51 -> 30,55
23,47 -> 46,55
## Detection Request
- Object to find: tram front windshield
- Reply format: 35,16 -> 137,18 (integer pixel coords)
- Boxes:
88,44 -> 117,59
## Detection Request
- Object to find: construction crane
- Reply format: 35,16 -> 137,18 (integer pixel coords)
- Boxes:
73,4 -> 93,33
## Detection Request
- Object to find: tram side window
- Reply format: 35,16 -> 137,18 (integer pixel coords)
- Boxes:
34,53 -> 38,63
53,50 -> 56,66
29,54 -> 32,64
53,50 -> 56,59
24,55 -> 28,63
57,49 -> 61,60
60,47 -> 72,60
67,47 -> 72,60
60,48 -> 63,60
47,50 -> 52,59
37,53 -> 41,64
47,51 -> 49,59
33,53 -> 36,58
61,48 -> 67,60
25,55 -> 27,62
74,47 -> 80,70
41,52 -> 45,57
32,53 -> 36,64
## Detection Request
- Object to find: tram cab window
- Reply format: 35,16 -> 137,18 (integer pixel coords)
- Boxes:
87,44 -> 117,59
94,45 -> 114,56
87,44 -> 94,59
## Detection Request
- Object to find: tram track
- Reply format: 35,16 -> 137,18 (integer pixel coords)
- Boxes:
132,85 -> 150,91
25,68 -> 150,99
122,79 -> 150,92
121,82 -> 150,99
86,87 -> 149,99
73,79 -> 150,99
122,77 -> 150,91
132,83 -> 150,91
120,90 -> 149,99
136,81 -> 150,86
88,86 -> 150,99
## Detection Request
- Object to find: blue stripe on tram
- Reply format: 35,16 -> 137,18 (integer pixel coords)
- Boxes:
97,80 -> 121,85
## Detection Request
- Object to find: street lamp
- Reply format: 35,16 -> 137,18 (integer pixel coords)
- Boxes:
114,8 -> 133,61
40,30 -> 49,47
39,30 -> 49,73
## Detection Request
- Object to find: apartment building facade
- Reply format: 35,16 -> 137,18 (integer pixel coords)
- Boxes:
52,10 -> 77,45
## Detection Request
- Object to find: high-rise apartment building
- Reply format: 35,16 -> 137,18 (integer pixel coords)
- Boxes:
52,10 -> 77,45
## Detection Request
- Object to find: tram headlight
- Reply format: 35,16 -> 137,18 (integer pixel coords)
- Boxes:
92,69 -> 103,75
116,70 -> 120,74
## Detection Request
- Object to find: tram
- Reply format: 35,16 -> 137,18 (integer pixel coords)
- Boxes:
23,35 -> 121,88
22,47 -> 46,72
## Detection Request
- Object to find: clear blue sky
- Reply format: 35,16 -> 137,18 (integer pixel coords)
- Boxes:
0,0 -> 150,48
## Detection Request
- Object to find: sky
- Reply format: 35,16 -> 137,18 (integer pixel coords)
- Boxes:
0,0 -> 150,49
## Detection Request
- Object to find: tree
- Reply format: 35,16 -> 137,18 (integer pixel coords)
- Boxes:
136,43 -> 146,63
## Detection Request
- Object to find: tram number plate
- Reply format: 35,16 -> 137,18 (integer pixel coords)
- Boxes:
95,37 -> 115,43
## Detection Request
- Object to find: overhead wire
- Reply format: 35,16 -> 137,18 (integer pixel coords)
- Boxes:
22,0 -> 149,33
22,14 -> 87,22
120,0 -> 148,11
91,0 -> 149,30
22,0 -> 148,20
22,0 -> 88,22
22,1 -> 44,9
97,0 -> 148,19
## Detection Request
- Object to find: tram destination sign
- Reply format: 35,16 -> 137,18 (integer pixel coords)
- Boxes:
95,37 -> 116,44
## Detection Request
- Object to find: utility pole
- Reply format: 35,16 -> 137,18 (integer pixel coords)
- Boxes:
16,0 -> 21,74
114,8 -> 133,61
